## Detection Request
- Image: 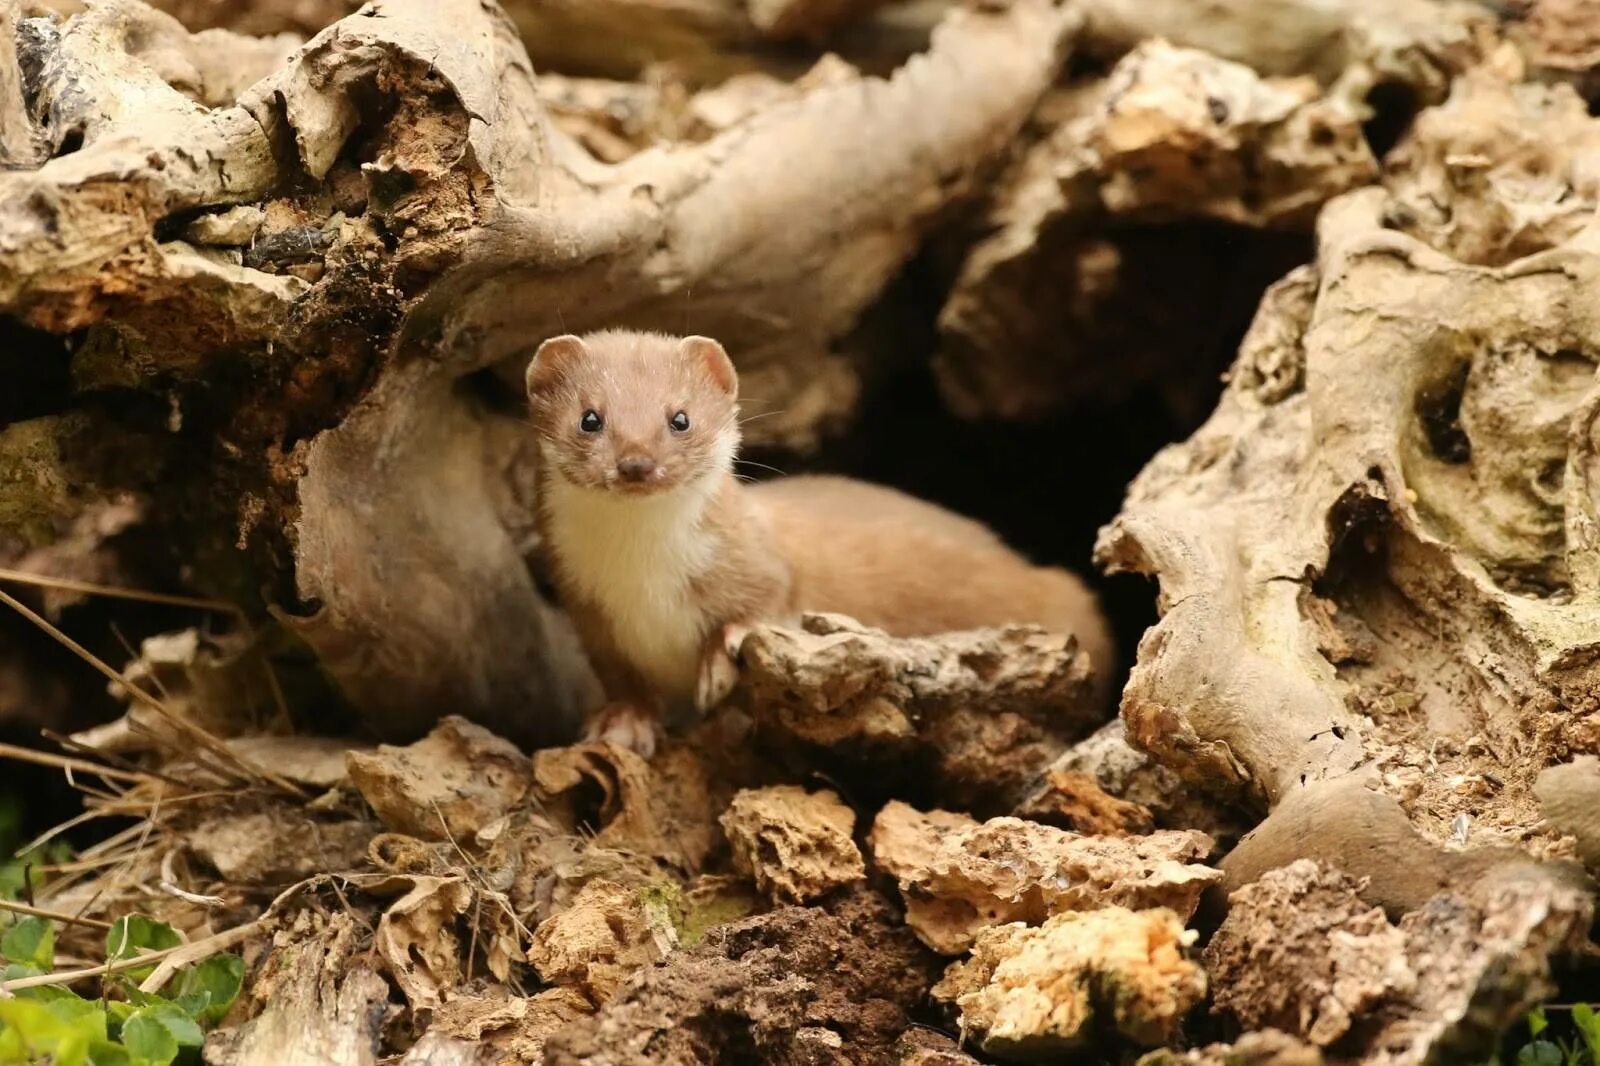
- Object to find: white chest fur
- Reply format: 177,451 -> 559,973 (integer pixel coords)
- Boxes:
543,461 -> 719,705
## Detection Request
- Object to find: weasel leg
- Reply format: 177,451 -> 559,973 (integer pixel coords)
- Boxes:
583,700 -> 662,759
695,623 -> 750,714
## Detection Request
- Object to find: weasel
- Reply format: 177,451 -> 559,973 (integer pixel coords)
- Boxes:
526,329 -> 1114,756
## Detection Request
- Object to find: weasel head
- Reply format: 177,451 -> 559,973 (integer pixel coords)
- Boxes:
525,329 -> 739,497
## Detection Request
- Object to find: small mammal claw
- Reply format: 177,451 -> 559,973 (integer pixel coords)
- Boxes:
583,701 -> 661,759
695,622 -> 749,713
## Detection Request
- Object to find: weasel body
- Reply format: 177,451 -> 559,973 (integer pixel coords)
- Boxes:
526,329 -> 1112,754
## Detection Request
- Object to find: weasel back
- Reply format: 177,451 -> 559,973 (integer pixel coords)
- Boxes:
750,475 -> 1115,688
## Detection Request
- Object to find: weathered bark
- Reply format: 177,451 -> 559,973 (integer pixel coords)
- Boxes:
934,40 -> 1377,422
205,912 -> 389,1066
1098,68 -> 1600,909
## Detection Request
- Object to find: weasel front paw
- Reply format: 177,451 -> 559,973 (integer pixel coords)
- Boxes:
695,622 -> 750,714
583,701 -> 661,759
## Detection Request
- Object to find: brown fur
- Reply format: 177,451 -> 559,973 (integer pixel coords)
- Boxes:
526,330 -> 1114,747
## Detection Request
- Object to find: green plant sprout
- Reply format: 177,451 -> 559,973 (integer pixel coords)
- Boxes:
0,913 -> 245,1065
1489,1005 -> 1600,1066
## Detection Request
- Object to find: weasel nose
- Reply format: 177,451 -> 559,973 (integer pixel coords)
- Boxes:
616,456 -> 658,483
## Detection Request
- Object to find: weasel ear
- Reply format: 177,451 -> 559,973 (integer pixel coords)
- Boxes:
680,335 -> 737,396
527,335 -> 585,396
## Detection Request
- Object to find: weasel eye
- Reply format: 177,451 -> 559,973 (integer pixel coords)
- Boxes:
579,410 -> 603,434
669,411 -> 690,433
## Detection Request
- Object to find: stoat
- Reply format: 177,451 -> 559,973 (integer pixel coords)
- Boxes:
526,329 -> 1113,755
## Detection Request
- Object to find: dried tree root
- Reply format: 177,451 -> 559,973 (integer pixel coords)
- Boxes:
1097,71 -> 1600,906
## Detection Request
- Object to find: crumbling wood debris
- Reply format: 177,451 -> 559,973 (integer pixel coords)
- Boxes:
346,716 -> 533,842
540,887 -> 939,1065
1013,767 -> 1155,836
364,875 -> 476,1011
724,613 -> 1099,809
1203,861 -> 1414,1049
1137,1031 -> 1326,1066
869,800 -> 1219,954
1017,720 -> 1248,844
187,809 -> 374,885
204,911 -> 389,1066
718,784 -> 866,904
403,988 -> 594,1066
532,741 -> 718,873
932,906 -> 1205,1061
527,878 -> 676,1006
1204,860 -> 1594,1064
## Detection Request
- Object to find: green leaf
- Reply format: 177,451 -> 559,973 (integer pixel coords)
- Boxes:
137,1003 -> 202,1049
0,841 -> 73,903
1517,1039 -> 1564,1066
105,916 -> 182,985
1,916 -> 55,970
88,1041 -> 134,1066
1572,1003 -> 1600,1060
119,1011 -> 179,1066
1531,1007 -> 1551,1039
0,996 -> 94,1066
173,954 -> 244,1025
3,960 -> 43,982
43,995 -> 107,1042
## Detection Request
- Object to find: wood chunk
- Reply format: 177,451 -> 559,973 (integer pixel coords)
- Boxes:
730,613 -> 1098,808
346,717 -> 532,842
869,801 -> 1219,954
1204,861 -> 1414,1048
1206,860 -> 1594,1064
719,785 -> 866,904
533,742 -> 717,872
527,879 -> 674,1005
932,906 -> 1205,1058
